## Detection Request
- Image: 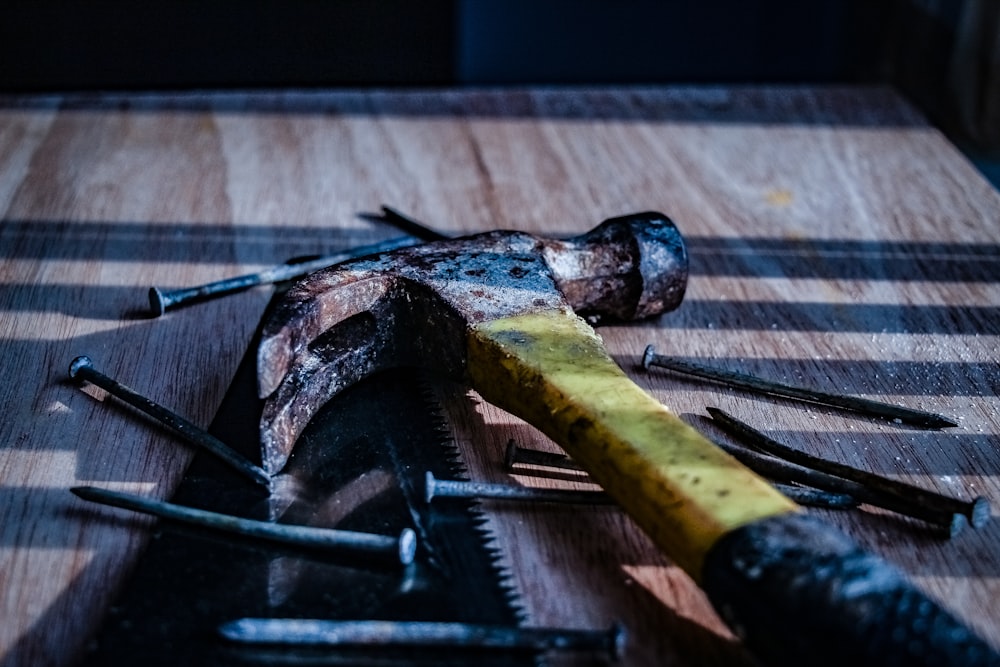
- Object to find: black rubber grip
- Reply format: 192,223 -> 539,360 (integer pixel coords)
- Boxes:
702,514 -> 1000,667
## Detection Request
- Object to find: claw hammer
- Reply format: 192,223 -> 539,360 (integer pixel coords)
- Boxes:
255,212 -> 999,666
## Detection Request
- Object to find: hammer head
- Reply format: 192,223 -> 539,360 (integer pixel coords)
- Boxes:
257,212 -> 688,474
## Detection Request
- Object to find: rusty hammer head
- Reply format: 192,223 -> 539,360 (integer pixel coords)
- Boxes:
257,212 -> 688,474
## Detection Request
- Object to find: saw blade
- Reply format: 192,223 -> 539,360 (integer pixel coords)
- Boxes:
80,321 -> 531,665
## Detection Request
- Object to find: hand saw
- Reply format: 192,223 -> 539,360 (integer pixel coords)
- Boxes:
79,323 -> 537,666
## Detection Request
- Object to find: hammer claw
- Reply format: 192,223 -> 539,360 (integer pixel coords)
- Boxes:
258,271 -> 396,399
259,281 -> 468,474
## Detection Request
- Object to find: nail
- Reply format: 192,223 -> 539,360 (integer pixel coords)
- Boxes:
643,345 -> 957,429
68,356 -> 271,490
149,235 -> 419,316
770,483 -> 858,509
150,206 -> 448,316
507,441 -> 860,511
377,205 -> 449,242
219,618 -> 625,661
424,472 -> 612,505
71,486 -> 416,566
712,437 -> 872,498
504,440 -> 583,471
707,407 -> 989,533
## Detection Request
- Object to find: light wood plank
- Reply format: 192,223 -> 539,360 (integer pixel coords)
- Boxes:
1,86 -> 998,666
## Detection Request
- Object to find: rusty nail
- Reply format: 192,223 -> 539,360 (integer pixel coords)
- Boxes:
71,486 -> 416,566
219,618 -> 625,661
69,355 -> 271,490
506,441 -> 857,510
643,345 -> 957,429
149,206 -> 447,315
149,236 -> 416,316
424,472 -> 612,506
770,483 -> 858,509
504,439 -> 583,471
707,407 -> 987,534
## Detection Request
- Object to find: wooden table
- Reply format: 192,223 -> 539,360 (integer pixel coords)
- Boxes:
1,86 -> 998,666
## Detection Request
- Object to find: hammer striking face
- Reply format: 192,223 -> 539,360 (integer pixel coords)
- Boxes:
256,212 -> 997,666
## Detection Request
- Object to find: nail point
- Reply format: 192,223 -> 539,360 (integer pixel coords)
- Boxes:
504,440 -> 518,470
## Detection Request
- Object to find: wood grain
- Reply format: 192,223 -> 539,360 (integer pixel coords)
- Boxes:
1,87 -> 998,666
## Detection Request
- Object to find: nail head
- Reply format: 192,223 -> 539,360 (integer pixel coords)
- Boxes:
424,471 -> 436,503
971,497 -> 991,529
398,528 -> 417,565
148,287 -> 167,317
68,355 -> 94,380
642,344 -> 656,370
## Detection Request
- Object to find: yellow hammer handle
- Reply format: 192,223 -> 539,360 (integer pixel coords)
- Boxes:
467,308 -> 799,579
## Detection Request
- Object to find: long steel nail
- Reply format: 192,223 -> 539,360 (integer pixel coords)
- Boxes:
706,407 -> 989,533
219,618 -> 624,661
643,345 -> 957,429
505,440 -> 583,471
71,486 -> 416,566
508,441 -> 859,510
150,236 -> 414,316
150,206 -> 448,315
712,438 -> 873,499
69,355 -> 271,490
424,472 -> 612,505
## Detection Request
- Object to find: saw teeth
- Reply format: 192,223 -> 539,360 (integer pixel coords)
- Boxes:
413,372 -> 529,629
417,381 -> 472,482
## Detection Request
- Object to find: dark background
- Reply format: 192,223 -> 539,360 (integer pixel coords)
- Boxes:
0,1 -> 899,88
1,1 -> 996,178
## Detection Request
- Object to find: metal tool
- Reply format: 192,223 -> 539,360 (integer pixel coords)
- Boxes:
148,205 -> 447,315
643,345 -> 958,428
503,442 -> 858,510
69,355 -> 270,490
254,211 -> 1000,666
71,486 -> 416,566
424,471 -> 612,505
80,365 -> 531,666
707,407 -> 988,534
505,439 -> 586,472
219,618 -> 624,661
